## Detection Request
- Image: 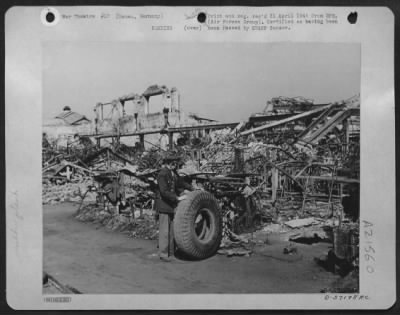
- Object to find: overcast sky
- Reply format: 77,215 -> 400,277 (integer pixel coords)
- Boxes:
43,42 -> 360,122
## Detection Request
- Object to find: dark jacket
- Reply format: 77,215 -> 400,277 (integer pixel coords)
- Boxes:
155,167 -> 193,214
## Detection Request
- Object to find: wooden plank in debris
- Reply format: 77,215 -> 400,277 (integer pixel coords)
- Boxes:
285,217 -> 316,228
84,122 -> 240,139
296,175 -> 360,184
168,122 -> 240,133
296,103 -> 339,139
271,167 -> 278,202
301,108 -> 360,144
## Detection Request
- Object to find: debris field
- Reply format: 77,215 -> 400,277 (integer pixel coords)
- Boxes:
43,92 -> 360,292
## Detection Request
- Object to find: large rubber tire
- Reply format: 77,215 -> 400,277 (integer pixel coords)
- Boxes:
174,190 -> 222,260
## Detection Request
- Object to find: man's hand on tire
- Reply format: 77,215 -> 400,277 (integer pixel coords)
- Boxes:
177,195 -> 186,201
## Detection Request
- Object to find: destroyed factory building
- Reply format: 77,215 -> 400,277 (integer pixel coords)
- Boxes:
43,88 -> 361,292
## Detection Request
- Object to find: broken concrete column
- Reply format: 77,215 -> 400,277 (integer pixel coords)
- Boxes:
134,113 -> 139,131
143,96 -> 150,115
94,103 -> 102,131
133,96 -> 146,116
111,100 -> 124,123
171,87 -> 179,112
168,132 -> 174,150
162,91 -> 172,112
163,107 -> 169,128
159,134 -> 169,151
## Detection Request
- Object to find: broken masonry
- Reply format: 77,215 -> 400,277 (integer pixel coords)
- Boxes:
43,91 -> 360,273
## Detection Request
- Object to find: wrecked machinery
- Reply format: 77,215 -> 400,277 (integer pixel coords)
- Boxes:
44,94 -> 360,266
85,164 -> 261,260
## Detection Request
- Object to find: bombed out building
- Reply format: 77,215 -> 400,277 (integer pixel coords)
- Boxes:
43,89 -> 361,292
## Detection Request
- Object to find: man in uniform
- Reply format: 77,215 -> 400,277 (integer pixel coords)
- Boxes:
155,154 -> 193,262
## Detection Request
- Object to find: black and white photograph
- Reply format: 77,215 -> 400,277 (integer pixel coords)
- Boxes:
5,5 -> 395,310
41,41 -> 361,294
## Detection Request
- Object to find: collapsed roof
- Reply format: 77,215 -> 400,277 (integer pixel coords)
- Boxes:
55,110 -> 90,125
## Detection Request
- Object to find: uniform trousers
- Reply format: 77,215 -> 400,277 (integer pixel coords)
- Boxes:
158,212 -> 175,258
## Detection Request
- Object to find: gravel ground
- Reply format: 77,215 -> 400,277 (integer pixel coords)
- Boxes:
43,202 -> 341,294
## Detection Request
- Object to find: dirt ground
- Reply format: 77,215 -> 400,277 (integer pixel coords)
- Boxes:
43,202 -> 340,294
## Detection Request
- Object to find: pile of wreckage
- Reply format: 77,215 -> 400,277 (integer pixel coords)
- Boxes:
42,95 -> 360,288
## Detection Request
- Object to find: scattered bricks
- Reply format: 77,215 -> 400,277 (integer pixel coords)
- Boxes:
42,176 -> 96,205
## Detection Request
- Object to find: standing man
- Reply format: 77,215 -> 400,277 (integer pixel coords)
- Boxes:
155,154 -> 192,262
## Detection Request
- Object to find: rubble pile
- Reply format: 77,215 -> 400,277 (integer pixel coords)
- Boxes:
218,238 -> 253,257
75,204 -> 158,239
76,204 -> 133,231
179,159 -> 199,175
201,146 -> 234,173
264,96 -> 314,114
43,93 -> 360,281
42,179 -> 96,205
127,214 -> 158,240
136,149 -> 165,171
